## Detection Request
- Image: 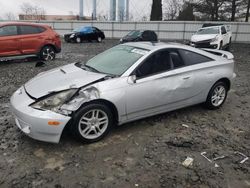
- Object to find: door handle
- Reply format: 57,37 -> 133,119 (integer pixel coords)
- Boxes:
182,76 -> 190,80
207,72 -> 213,75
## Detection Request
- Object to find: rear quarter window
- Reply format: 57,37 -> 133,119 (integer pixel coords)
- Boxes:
20,25 -> 45,35
179,49 -> 213,66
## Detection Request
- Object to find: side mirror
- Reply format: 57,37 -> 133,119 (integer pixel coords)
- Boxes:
128,75 -> 137,84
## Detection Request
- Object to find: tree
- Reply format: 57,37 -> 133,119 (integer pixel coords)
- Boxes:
222,0 -> 248,21
150,0 -> 163,21
246,0 -> 250,21
4,12 -> 17,20
20,3 -> 46,20
177,2 -> 195,20
193,0 -> 225,21
163,0 -> 182,20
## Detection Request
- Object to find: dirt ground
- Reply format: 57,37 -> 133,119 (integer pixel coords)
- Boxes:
0,40 -> 249,188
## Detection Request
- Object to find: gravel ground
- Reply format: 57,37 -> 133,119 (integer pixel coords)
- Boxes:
0,40 -> 249,188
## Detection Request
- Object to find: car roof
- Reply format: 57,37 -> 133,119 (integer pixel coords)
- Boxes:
121,42 -> 223,61
122,42 -> 187,51
0,22 -> 49,27
199,26 -> 221,30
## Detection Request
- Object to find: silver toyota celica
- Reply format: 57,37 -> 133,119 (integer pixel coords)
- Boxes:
10,42 -> 236,143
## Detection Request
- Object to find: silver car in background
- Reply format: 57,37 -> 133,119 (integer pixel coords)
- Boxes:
10,42 -> 236,143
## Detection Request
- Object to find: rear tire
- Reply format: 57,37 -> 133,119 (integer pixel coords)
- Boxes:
70,103 -> 114,143
40,46 -> 56,61
97,37 -> 102,43
205,81 -> 228,110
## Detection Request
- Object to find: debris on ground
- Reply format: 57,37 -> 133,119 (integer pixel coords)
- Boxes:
201,152 -> 220,168
181,124 -> 189,128
182,157 -> 194,168
234,151 -> 249,164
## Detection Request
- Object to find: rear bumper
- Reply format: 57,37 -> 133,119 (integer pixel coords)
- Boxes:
10,87 -> 71,143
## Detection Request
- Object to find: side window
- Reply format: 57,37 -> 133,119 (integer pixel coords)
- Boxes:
0,26 -> 18,37
37,26 -> 46,33
169,50 -> 185,68
20,26 -> 42,35
135,50 -> 172,78
221,26 -> 227,34
179,49 -> 212,66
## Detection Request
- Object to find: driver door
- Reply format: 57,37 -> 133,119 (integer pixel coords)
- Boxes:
125,50 -> 177,120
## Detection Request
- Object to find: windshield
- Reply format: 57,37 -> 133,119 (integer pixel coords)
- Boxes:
126,30 -> 141,38
73,27 -> 92,33
197,27 -> 219,35
73,27 -> 81,32
81,45 -> 148,76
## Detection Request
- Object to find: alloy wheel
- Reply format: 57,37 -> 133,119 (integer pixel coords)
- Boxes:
42,47 -> 55,61
78,109 -> 109,139
211,85 -> 226,107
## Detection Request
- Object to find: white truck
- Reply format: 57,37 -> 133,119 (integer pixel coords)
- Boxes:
190,24 -> 232,51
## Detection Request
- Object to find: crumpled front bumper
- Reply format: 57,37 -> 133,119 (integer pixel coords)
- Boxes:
10,87 -> 71,143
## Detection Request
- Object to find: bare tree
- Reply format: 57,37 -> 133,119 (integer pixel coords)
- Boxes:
193,0 -> 225,21
20,2 -> 46,20
4,12 -> 17,20
163,0 -> 183,20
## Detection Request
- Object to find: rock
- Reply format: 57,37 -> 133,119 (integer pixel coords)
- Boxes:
191,175 -> 199,182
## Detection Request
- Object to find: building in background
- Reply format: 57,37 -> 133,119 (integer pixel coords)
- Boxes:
19,14 -> 92,21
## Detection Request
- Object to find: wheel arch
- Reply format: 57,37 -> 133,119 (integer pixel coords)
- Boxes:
215,77 -> 231,90
73,99 -> 119,125
39,44 -> 57,55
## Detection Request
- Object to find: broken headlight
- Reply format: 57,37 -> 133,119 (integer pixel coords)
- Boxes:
30,89 -> 78,112
60,87 -> 100,112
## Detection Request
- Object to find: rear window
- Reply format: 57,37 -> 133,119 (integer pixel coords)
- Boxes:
0,25 -> 18,36
20,25 -> 45,35
179,49 -> 213,65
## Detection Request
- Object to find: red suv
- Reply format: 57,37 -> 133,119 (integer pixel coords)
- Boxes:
0,22 -> 61,61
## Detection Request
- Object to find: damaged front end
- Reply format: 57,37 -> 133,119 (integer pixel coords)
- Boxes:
30,86 -> 101,116
60,86 -> 100,114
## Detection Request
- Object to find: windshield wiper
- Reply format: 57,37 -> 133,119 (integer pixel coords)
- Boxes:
80,64 -> 100,73
76,62 -> 119,78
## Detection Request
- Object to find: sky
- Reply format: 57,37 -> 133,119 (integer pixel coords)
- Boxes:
0,0 -> 152,20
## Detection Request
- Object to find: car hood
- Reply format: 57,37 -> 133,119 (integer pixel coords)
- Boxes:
64,32 -> 80,36
191,34 -> 218,42
25,63 -> 107,99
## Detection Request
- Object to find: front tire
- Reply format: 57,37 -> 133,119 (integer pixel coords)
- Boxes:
70,103 -> 113,143
40,46 -> 56,61
76,37 -> 82,43
205,81 -> 228,110
219,41 -> 223,50
225,38 -> 231,51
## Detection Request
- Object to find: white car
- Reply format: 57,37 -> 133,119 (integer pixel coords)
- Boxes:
190,25 -> 232,50
10,42 -> 236,143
